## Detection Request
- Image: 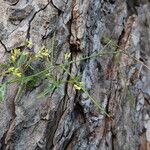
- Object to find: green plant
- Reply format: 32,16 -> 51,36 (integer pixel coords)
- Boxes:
1,35 -> 149,117
0,84 -> 6,101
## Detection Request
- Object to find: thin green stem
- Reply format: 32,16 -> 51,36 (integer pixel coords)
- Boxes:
82,88 -> 110,117
60,63 -> 110,117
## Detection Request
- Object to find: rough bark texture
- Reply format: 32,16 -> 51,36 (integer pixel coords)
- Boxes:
0,0 -> 150,150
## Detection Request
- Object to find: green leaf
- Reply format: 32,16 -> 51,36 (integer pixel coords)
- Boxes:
38,80 -> 61,98
25,76 -> 40,90
17,51 -> 29,67
0,84 -> 6,102
0,63 -> 10,69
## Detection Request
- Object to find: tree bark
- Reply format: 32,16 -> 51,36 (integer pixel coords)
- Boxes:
0,0 -> 150,150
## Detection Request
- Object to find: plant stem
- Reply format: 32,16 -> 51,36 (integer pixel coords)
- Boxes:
82,89 -> 110,117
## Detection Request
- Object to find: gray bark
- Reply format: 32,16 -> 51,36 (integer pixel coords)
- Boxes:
0,0 -> 150,149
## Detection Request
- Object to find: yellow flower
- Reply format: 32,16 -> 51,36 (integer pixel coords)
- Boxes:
13,48 -> 20,56
8,67 -> 22,77
26,39 -> 32,48
73,82 -> 83,90
64,52 -> 71,60
74,84 -> 82,90
8,67 -> 15,72
11,55 -> 15,62
14,72 -> 22,77
35,47 -> 49,58
13,68 -> 22,77
41,53 -> 49,56
41,50 -> 49,56
11,48 -> 20,62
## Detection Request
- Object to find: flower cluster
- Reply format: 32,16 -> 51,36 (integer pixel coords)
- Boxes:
11,48 -> 21,62
35,46 -> 49,58
64,52 -> 71,60
8,67 -> 22,77
25,39 -> 32,49
73,82 -> 84,90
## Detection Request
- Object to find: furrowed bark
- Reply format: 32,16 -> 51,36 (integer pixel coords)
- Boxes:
0,0 -> 150,149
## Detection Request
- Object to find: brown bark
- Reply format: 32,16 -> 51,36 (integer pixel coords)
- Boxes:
0,0 -> 150,150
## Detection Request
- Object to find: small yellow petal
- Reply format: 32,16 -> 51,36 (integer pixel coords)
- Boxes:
64,52 -> 71,60
41,52 -> 49,56
11,56 -> 16,62
8,67 -> 15,72
14,48 -> 20,56
26,39 -> 32,48
15,72 -> 22,77
14,72 -> 22,77
74,84 -> 81,90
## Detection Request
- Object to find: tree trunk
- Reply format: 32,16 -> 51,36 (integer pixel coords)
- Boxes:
0,0 -> 150,150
